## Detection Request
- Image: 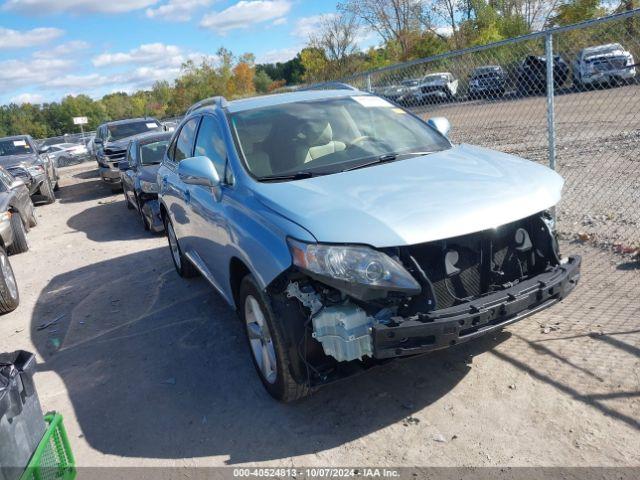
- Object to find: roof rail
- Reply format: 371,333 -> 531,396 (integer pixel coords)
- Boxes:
185,96 -> 228,115
301,82 -> 359,92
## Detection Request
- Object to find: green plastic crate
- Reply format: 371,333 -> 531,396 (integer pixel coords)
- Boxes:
19,413 -> 76,480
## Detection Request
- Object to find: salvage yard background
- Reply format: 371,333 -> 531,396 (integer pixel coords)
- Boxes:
0,10 -> 639,470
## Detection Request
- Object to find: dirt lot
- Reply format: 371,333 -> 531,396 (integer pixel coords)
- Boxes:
0,147 -> 638,470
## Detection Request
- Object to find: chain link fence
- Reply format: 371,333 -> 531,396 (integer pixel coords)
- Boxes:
315,9 -> 640,394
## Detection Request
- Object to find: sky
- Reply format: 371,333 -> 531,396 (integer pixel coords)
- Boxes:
0,0 -> 379,105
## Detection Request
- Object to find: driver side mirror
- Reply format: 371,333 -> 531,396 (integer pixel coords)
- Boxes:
118,161 -> 130,171
178,156 -> 220,188
427,117 -> 451,138
94,138 -> 103,145
38,146 -> 50,154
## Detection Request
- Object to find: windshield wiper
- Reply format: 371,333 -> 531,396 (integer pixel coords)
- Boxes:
341,151 -> 436,172
259,171 -> 316,182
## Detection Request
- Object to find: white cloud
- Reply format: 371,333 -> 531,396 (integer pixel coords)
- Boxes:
33,40 -> 90,59
256,46 -> 299,64
10,93 -> 45,104
200,0 -> 291,35
2,0 -> 158,14
92,43 -> 184,68
292,13 -> 335,40
146,0 -> 211,21
0,27 -> 64,49
45,73 -> 110,89
0,58 -> 74,91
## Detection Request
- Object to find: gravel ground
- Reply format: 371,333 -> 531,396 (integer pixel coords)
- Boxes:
0,153 -> 638,471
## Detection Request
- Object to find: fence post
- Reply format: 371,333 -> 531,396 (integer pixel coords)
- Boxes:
545,32 -> 557,171
366,73 -> 372,93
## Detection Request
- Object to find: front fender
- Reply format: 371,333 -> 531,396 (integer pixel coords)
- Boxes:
222,186 -> 316,297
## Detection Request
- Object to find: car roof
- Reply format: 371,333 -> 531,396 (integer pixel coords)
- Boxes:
129,130 -> 172,144
101,117 -> 159,127
224,89 -> 365,114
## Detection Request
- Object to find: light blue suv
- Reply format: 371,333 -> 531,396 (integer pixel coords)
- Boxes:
158,88 -> 580,401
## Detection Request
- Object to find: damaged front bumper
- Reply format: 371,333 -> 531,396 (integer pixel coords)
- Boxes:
373,255 -> 581,359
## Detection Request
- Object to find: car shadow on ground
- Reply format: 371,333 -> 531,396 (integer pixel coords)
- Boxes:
30,246 -> 511,464
56,178 -> 115,205
67,201 -> 150,242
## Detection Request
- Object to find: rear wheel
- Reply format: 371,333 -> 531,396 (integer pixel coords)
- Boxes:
0,247 -> 19,314
239,274 -> 310,402
7,214 -> 28,255
165,218 -> 198,278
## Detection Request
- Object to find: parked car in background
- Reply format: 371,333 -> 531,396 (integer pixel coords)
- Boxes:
94,118 -> 163,191
402,72 -> 458,104
378,79 -> 420,104
573,43 -> 636,89
0,166 -> 36,255
119,131 -> 171,232
0,135 -> 57,204
468,65 -> 507,98
159,89 -> 580,402
516,55 -> 569,95
0,245 -> 19,314
47,142 -> 89,167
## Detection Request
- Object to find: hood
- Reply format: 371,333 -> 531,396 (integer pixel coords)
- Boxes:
139,164 -> 160,182
253,144 -> 563,248
0,153 -> 39,168
103,138 -> 131,151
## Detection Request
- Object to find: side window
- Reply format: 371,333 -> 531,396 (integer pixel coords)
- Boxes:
194,115 -> 227,178
174,118 -> 199,162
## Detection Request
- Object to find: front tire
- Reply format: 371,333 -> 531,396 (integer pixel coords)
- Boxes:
165,218 -> 198,278
39,178 -> 56,204
239,274 -> 310,402
0,247 -> 19,314
7,214 -> 29,255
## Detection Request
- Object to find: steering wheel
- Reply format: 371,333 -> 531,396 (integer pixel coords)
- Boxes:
350,135 -> 374,146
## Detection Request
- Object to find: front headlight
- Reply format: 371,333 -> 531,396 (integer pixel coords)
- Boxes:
288,239 -> 421,295
140,180 -> 159,193
27,165 -> 44,175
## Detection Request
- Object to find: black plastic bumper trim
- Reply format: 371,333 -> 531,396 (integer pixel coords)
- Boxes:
372,255 -> 581,359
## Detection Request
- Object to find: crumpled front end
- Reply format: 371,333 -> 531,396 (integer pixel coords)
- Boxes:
279,211 -> 580,385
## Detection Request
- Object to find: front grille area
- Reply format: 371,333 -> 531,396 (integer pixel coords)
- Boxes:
104,148 -> 126,162
404,215 -> 552,310
590,56 -> 628,71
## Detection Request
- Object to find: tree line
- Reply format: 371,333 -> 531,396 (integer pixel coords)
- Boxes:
0,0 -> 635,139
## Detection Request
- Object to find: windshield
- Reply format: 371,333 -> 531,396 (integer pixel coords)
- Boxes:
230,96 -> 451,180
107,121 -> 161,141
139,140 -> 169,165
0,139 -> 33,157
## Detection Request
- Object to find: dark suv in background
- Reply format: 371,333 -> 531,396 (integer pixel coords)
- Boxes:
0,135 -> 58,204
94,118 -> 163,191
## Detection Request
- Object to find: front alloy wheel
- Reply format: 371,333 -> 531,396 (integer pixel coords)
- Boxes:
245,294 -> 277,384
165,218 -> 197,278
239,274 -> 310,402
